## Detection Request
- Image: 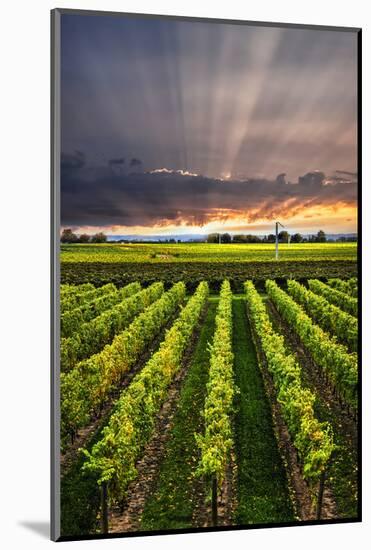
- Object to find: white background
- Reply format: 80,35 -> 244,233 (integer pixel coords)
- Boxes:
0,0 -> 369,548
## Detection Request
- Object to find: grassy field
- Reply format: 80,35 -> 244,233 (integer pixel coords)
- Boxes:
61,242 -> 357,264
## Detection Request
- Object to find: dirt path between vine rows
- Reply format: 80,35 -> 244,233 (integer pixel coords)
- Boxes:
248,303 -> 337,521
266,298 -> 358,519
267,299 -> 357,447
108,304 -> 209,534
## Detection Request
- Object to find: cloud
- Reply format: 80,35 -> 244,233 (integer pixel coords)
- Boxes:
108,158 -> 125,166
335,170 -> 357,178
61,150 -> 85,172
149,167 -> 199,177
61,156 -> 357,229
61,18 -> 357,183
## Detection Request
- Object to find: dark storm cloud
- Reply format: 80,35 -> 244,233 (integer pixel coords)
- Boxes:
61,151 -> 85,172
108,158 -> 125,166
61,15 -> 357,183
61,159 -> 357,228
130,158 -> 142,167
298,172 -> 325,186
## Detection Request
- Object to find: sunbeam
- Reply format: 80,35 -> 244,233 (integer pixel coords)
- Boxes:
61,14 -> 357,235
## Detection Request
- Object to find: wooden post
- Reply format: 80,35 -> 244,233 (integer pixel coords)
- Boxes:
316,470 -> 326,520
101,481 -> 109,534
212,475 -> 218,527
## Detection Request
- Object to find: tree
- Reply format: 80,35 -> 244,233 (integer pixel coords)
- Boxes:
91,232 -> 107,243
291,233 -> 303,243
246,235 -> 262,243
267,234 -> 276,243
233,235 -> 247,243
79,233 -> 91,243
61,228 -> 78,243
207,233 -> 219,243
221,233 -> 231,243
278,231 -> 289,243
316,230 -> 326,243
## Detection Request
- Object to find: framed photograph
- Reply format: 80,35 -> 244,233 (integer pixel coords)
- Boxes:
51,8 -> 361,542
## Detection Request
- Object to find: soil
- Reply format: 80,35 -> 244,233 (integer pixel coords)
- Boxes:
247,304 -> 337,521
107,304 -> 209,534
266,298 -> 358,518
192,448 -> 238,529
267,299 -> 357,449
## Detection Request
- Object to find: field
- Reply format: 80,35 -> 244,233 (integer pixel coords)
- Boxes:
61,242 -> 357,263
59,254 -> 359,537
60,243 -> 358,290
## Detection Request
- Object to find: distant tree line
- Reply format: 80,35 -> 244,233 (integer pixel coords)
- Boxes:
206,230 -> 345,244
60,228 -> 107,243
60,228 -> 356,244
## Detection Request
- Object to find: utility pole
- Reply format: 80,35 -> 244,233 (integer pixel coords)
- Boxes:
275,221 -> 284,260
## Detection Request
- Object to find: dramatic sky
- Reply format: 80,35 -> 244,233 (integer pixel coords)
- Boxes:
61,13 -> 358,235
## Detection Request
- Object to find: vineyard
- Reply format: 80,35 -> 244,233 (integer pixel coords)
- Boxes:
60,243 -> 357,289
59,274 -> 359,537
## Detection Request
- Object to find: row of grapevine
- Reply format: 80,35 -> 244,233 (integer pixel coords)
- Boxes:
308,279 -> 357,317
196,281 -> 234,498
82,281 -> 209,511
245,281 -> 335,490
60,282 -> 94,298
60,282 -> 186,444
61,282 -> 141,338
266,280 -> 358,410
61,283 -> 117,313
286,280 -> 358,352
60,282 -> 163,372
327,278 -> 358,298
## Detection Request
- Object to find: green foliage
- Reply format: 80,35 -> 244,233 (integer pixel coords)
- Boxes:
327,278 -> 358,299
308,279 -> 358,317
82,282 -> 209,504
196,281 -> 235,484
266,280 -> 358,410
61,283 -> 116,313
60,242 -> 357,264
287,280 -> 358,352
61,263 -> 357,292
60,283 -> 94,298
60,283 -> 161,371
141,301 -> 218,530
245,281 -> 335,486
60,282 -> 186,445
61,282 -> 141,338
